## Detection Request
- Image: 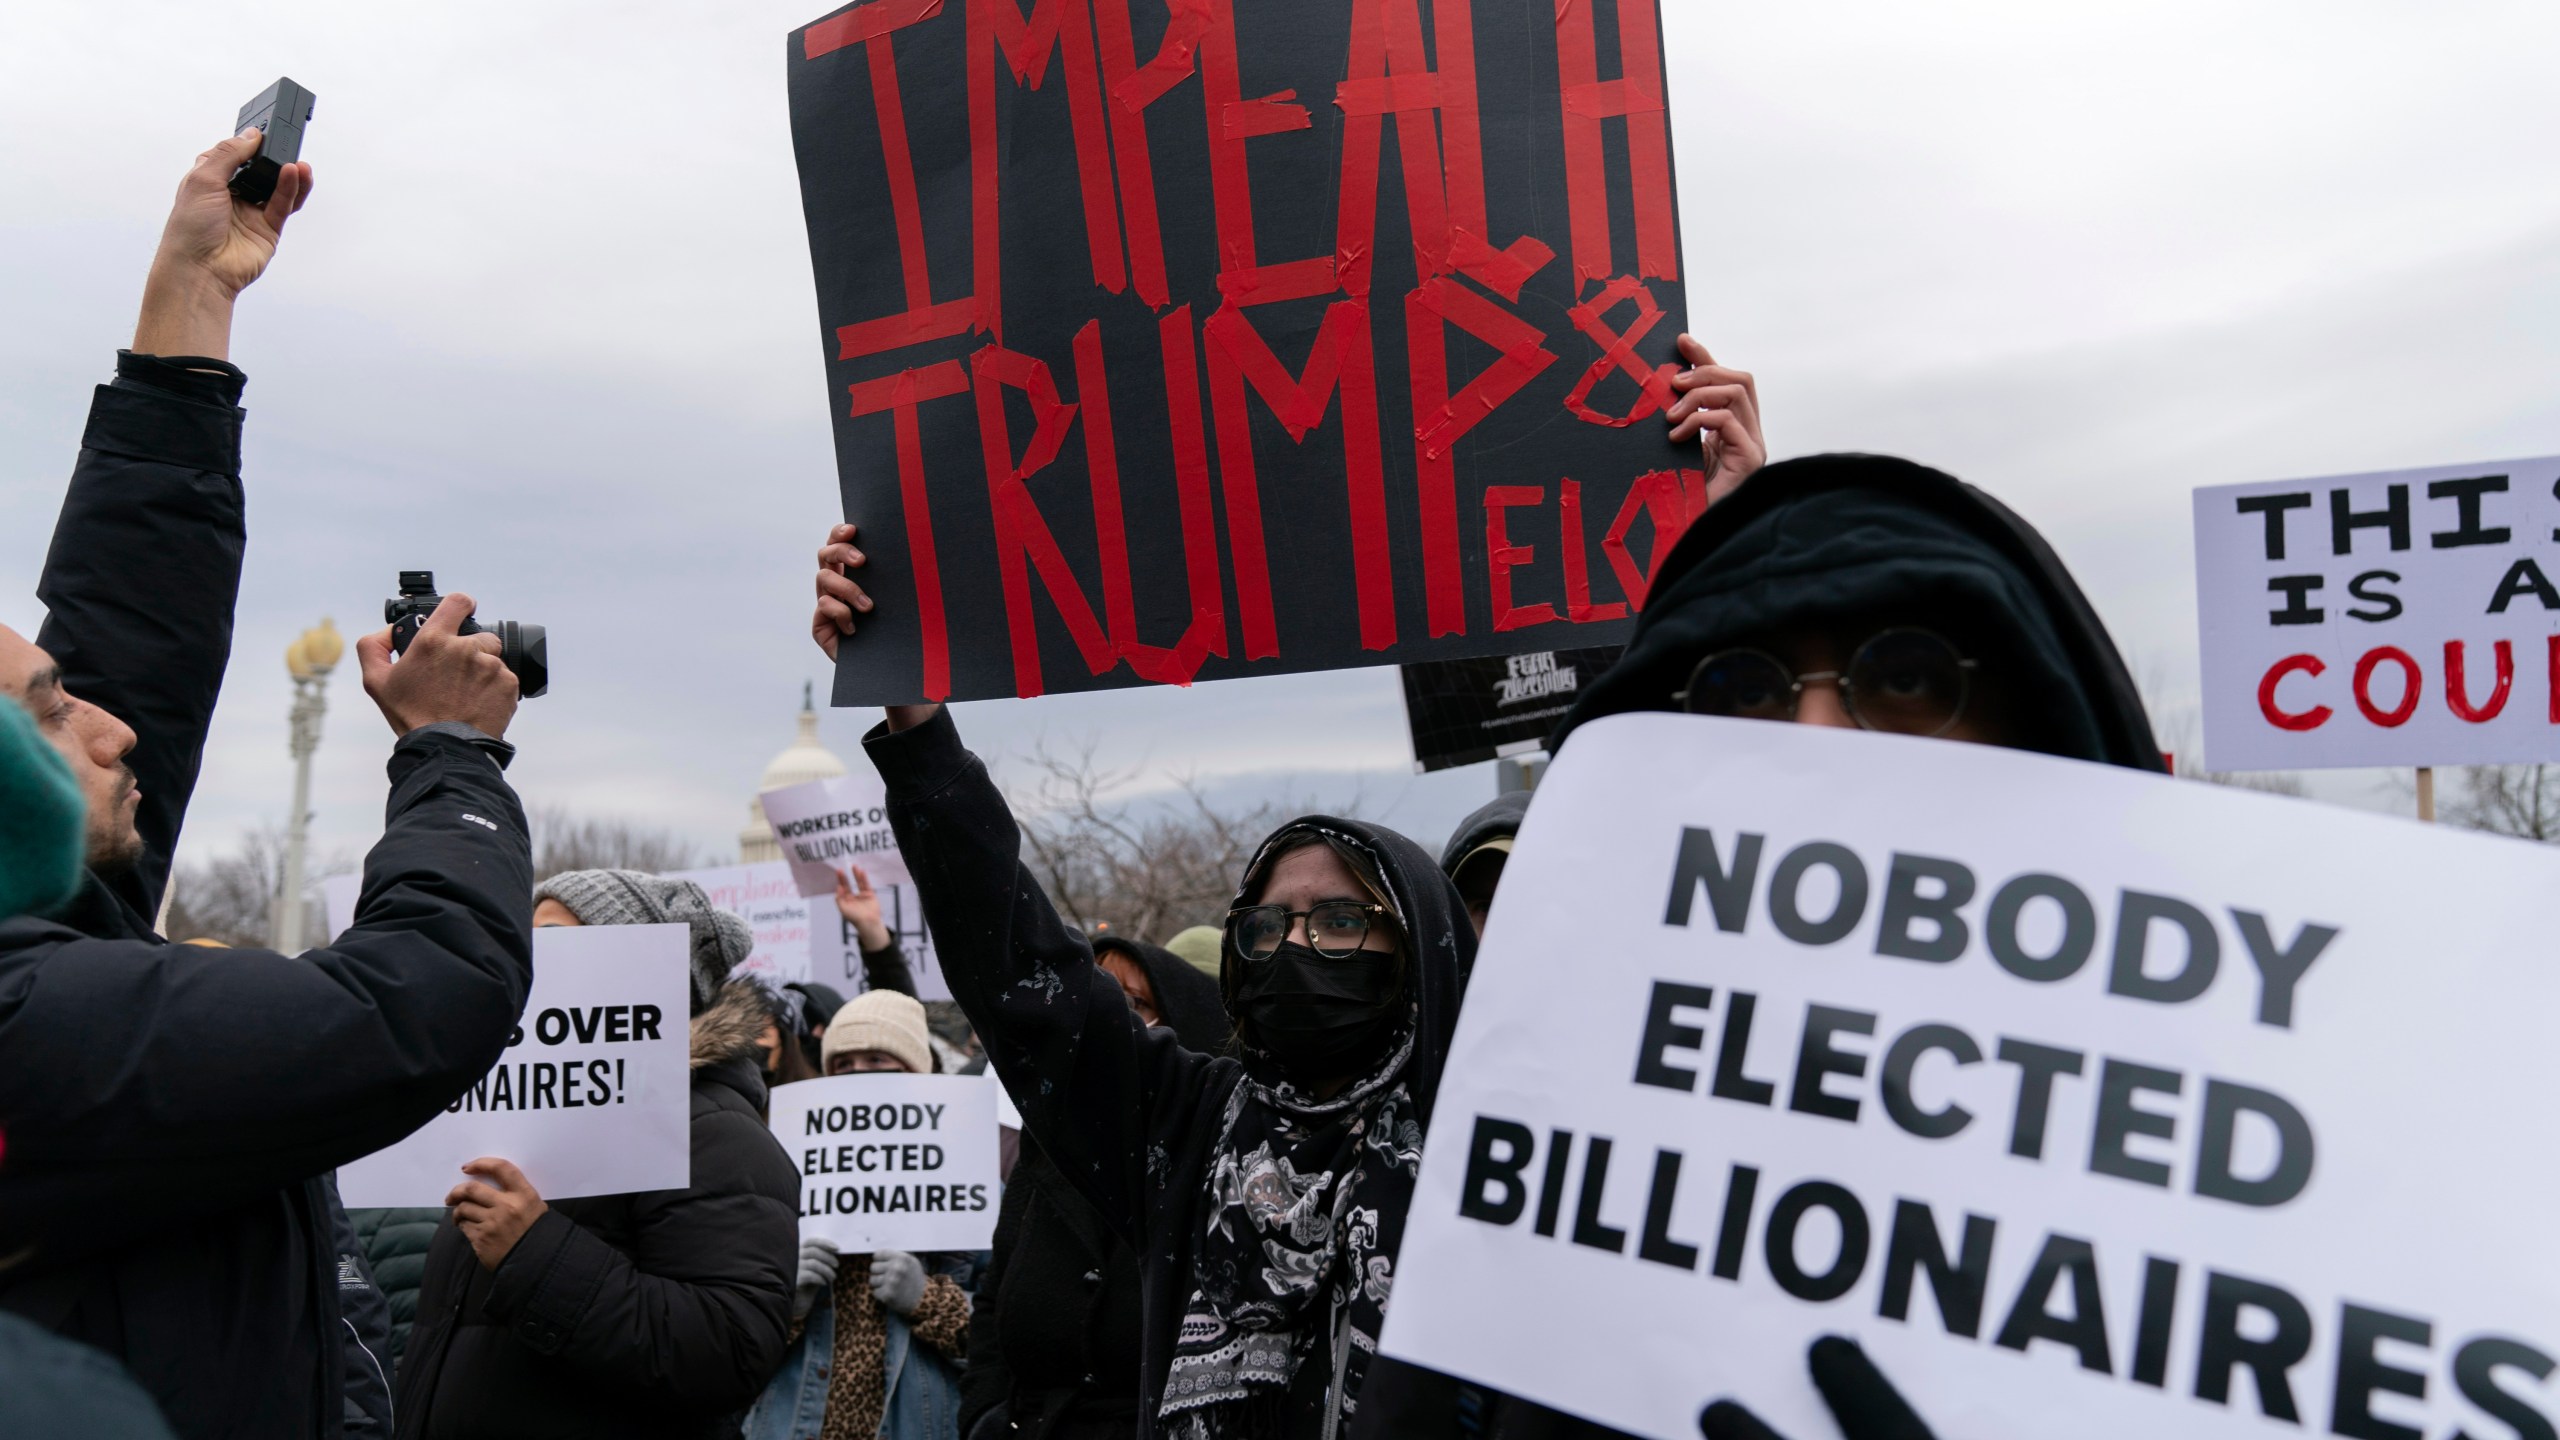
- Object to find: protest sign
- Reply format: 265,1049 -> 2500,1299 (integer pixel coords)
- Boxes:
758,774 -> 949,999
788,0 -> 1700,705
337,924 -> 693,1208
2195,454 -> 2560,772
769,1073 -> 1000,1252
665,861 -> 819,987
1400,644 -> 1621,771
1380,713 -> 2560,1439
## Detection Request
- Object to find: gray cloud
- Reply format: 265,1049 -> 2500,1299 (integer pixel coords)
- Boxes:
4,0 -> 2554,875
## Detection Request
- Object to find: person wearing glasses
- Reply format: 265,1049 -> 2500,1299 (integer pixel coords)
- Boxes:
807,609 -> 1481,1439
1541,452 -> 2164,1440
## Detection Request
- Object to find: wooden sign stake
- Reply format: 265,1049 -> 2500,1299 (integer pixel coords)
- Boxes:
2417,766 -> 2436,823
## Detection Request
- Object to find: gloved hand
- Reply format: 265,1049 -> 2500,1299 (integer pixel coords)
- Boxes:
793,1237 -> 841,1320
1699,1336 -> 1934,1440
870,1249 -> 927,1317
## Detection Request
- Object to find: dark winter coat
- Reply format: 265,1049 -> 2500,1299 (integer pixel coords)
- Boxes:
959,939 -> 1229,1440
392,982 -> 802,1440
350,1207 -> 445,1368
864,709 -> 1476,1440
0,356 -> 537,1440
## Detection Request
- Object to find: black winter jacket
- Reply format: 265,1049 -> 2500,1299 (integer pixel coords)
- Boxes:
0,358 -> 537,1440
960,939 -> 1229,1440
866,710 -> 1475,1440
393,983 -> 802,1440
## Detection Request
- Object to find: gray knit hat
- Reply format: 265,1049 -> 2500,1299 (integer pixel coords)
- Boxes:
532,869 -> 753,1014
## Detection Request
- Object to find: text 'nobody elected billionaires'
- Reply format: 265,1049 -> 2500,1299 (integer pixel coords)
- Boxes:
1382,714 -> 2560,1440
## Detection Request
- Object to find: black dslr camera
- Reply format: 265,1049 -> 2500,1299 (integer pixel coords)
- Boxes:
229,77 -> 316,205
386,572 -> 549,699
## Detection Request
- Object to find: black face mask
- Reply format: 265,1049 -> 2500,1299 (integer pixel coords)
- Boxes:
1234,941 -> 1405,1082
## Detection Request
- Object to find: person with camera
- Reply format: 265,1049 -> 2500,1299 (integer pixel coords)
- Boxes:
0,130 -> 540,1440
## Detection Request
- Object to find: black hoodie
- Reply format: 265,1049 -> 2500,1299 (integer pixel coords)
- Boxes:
1554,453 -> 2165,771
864,709 -> 1476,1440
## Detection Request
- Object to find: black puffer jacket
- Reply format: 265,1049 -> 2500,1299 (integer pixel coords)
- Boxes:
392,982 -> 802,1440
960,939 -> 1230,1440
0,357 -> 536,1440
865,709 -> 1476,1440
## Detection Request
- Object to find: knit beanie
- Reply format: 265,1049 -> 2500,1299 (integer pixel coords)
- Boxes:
821,989 -> 933,1075
532,869 -> 753,1014
0,697 -> 82,919
1165,925 -> 1223,978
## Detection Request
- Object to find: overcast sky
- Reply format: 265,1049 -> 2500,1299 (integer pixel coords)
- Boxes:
4,0 -> 2556,877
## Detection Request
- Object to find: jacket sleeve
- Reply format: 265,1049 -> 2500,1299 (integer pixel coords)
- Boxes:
480,1105 -> 800,1411
0,730 -> 535,1240
863,709 -> 1228,1244
860,937 -> 919,997
33,356 -> 250,919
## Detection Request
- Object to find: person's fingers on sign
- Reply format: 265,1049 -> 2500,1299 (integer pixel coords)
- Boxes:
833,864 -> 891,952
445,1157 -> 548,1272
810,523 -> 872,661
1662,334 -> 1765,507
355,592 -> 520,739
1696,1336 -> 1935,1440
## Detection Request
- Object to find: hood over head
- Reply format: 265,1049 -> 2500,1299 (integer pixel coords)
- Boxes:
1221,815 -> 1476,1124
1095,934 -> 1232,1054
1555,454 -> 2163,771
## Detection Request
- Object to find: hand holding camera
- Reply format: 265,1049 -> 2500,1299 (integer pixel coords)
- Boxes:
132,80 -> 317,360
358,592 -> 521,742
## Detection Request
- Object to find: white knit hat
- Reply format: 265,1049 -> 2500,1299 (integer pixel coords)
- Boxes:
821,989 -> 933,1075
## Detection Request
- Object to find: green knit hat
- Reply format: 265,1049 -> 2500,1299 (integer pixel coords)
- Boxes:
1,696 -> 84,918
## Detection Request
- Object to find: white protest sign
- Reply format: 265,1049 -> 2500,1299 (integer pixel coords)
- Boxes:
2195,455 -> 2560,771
666,861 -> 816,986
768,1073 -> 998,1252
1381,713 -> 2560,1440
759,775 -> 948,999
338,924 -> 693,1207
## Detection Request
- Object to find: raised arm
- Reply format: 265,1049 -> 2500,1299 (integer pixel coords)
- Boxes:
33,132 -> 313,915
864,708 -> 1229,1240
815,524 -> 1233,1236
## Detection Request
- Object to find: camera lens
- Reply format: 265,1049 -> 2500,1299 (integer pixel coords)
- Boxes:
500,621 -> 550,699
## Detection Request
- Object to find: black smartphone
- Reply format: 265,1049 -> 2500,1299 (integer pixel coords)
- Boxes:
228,77 -> 316,205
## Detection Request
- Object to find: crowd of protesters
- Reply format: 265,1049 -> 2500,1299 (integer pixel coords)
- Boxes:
0,128 -> 2209,1440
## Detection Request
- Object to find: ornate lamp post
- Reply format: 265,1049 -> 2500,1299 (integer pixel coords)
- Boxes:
272,618 -> 343,953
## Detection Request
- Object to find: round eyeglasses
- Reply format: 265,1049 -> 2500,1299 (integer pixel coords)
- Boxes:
1673,628 -> 1980,737
1224,900 -> 1392,961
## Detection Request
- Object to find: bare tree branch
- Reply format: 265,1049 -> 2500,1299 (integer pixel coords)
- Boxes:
164,824 -> 354,948
2447,765 -> 2560,841
528,804 -> 718,882
1007,740 -> 1353,944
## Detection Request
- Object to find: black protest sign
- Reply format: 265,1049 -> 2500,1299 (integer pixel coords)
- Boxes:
788,0 -> 1701,704
1400,644 -> 1621,771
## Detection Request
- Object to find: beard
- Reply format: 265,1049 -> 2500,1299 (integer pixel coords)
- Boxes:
86,762 -> 143,873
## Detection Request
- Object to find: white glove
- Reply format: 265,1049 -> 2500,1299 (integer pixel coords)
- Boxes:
869,1249 -> 927,1317
793,1237 -> 841,1320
